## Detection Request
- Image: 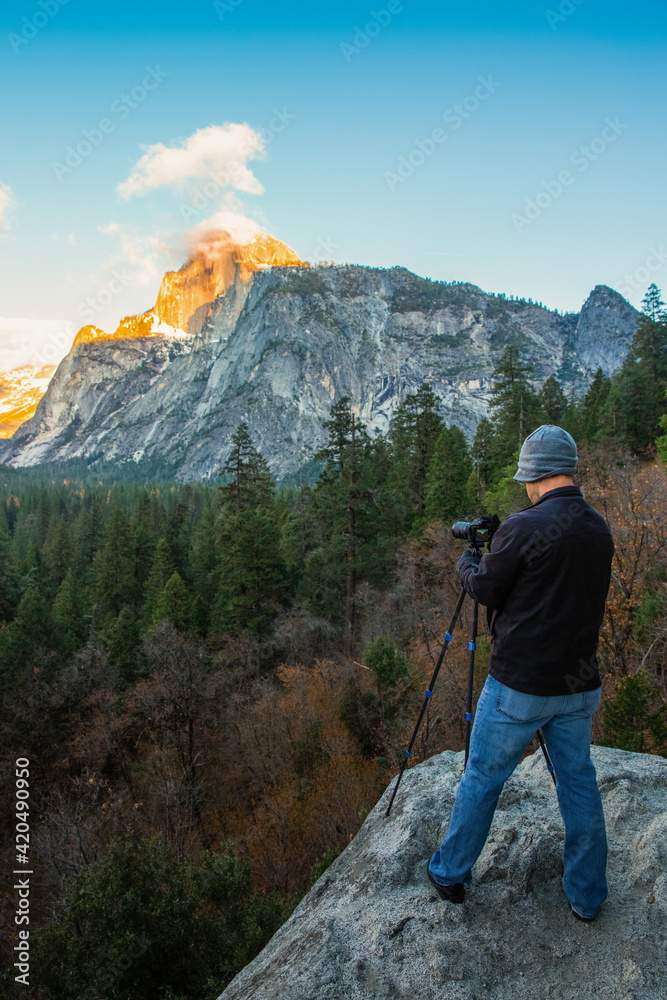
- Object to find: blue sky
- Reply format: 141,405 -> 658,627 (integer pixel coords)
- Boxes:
0,0 -> 666,371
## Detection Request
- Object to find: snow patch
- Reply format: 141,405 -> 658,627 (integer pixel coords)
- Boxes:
151,316 -> 190,338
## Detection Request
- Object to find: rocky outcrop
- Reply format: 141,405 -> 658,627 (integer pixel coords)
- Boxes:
573,285 -> 641,375
0,265 -> 640,481
219,746 -> 667,1000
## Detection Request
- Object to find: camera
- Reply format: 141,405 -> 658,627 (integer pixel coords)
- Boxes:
452,515 -> 500,548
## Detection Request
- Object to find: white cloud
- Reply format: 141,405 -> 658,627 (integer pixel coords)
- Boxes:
98,223 -> 165,287
0,318 -> 74,373
183,208 -> 264,253
0,182 -> 16,235
116,123 -> 266,201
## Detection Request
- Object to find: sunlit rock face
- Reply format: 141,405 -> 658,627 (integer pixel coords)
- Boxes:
73,314 -> 193,347
72,231 -> 303,345
0,365 -> 56,437
155,231 -> 302,336
0,263 -> 639,481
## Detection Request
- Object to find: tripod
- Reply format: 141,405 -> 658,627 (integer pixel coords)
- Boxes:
385,550 -> 556,818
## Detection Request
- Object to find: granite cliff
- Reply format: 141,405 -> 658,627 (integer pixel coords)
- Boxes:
0,249 -> 640,480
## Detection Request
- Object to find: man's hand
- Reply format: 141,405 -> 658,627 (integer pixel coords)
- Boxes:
457,548 -> 481,579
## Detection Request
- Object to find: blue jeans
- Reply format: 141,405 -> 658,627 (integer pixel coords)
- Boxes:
429,675 -> 607,919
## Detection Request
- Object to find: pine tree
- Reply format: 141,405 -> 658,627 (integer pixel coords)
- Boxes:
582,368 -> 611,441
657,388 -> 667,464
107,606 -> 143,681
309,396 -> 372,653
389,384 -> 444,527
476,347 -> 541,488
142,538 -> 176,624
132,490 -> 165,593
189,502 -> 219,636
154,572 -> 194,633
488,346 -> 541,452
640,282 -> 666,325
0,585 -> 53,679
539,375 -> 567,426
605,284 -> 667,452
53,567 -> 87,656
212,424 -> 286,637
312,399 -> 367,647
560,391 -> 584,441
72,492 -> 105,578
42,513 -> 72,596
167,488 -> 194,578
298,399 -> 395,647
218,423 -> 274,513
0,505 -> 17,623
424,426 -> 473,523
34,491 -> 52,549
92,507 -> 138,622
279,483 -> 317,592
471,417 -> 495,486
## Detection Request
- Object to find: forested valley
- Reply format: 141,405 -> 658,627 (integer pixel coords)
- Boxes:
2,285 -> 667,1000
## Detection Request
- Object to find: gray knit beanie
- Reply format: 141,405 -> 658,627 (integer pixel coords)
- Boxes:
513,424 -> 578,483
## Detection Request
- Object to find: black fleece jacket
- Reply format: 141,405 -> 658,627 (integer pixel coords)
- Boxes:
456,486 -> 614,696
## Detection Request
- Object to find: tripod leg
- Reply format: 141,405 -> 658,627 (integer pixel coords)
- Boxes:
464,599 -> 479,769
385,586 -> 467,818
536,728 -> 557,786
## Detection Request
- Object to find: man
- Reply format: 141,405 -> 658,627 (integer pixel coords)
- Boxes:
427,425 -> 614,921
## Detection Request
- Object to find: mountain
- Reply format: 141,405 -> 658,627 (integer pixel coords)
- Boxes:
0,232 -> 301,449
218,746 -> 667,1000
0,240 -> 640,481
0,364 -> 56,437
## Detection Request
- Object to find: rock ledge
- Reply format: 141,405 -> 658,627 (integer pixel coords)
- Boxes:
219,746 -> 667,1000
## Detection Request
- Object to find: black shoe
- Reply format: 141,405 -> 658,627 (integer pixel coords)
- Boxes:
426,862 -> 465,903
569,903 -> 598,922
